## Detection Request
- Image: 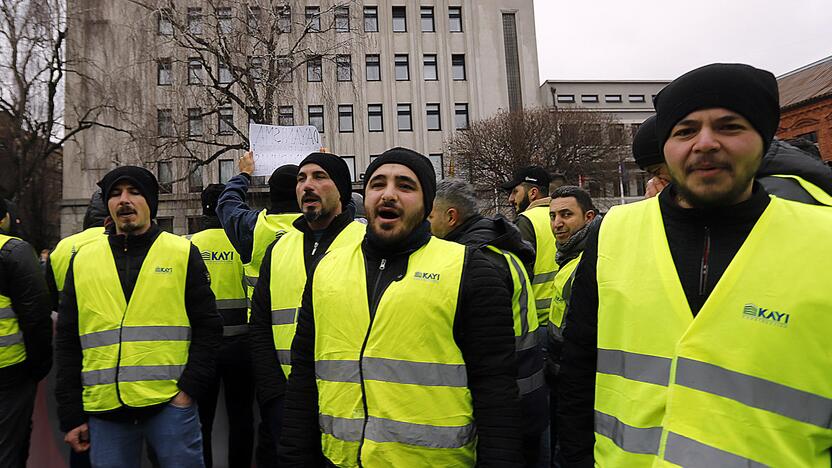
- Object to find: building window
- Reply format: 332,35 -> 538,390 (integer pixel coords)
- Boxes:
157,58 -> 172,85
158,161 -> 173,193
449,6 -> 463,32
454,103 -> 469,130
556,94 -> 575,103
307,56 -> 322,82
250,56 -> 264,82
278,56 -> 293,82
277,6 -> 292,33
392,6 -> 407,32
366,54 -> 381,81
188,58 -> 203,85
335,6 -> 350,32
187,7 -> 202,35
308,105 -> 324,133
363,6 -> 378,32
581,94 -> 599,103
187,216 -> 201,234
426,103 -> 441,131
189,164 -> 203,193
394,54 -> 409,81
338,105 -> 354,133
342,156 -> 356,182
157,9 -> 173,36
188,108 -> 203,136
219,159 -> 234,184
605,94 -> 622,103
218,60 -> 233,84
368,104 -> 383,132
157,109 -> 173,137
218,107 -> 234,135
247,6 -> 261,31
157,217 -> 174,232
502,13 -> 522,112
397,104 -> 412,132
423,54 -> 438,81
452,54 -> 466,81
305,6 -> 320,32
798,131 -> 818,143
336,55 -> 352,81
629,94 -> 645,103
217,7 -> 232,34
420,7 -> 435,32
428,154 -> 443,180
278,106 -> 294,126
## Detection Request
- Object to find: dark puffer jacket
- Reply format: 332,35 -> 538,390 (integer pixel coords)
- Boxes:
757,139 -> 832,205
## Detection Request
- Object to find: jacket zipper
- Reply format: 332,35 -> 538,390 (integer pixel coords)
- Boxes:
311,241 -> 319,256
698,226 -> 711,296
356,258 -> 387,467
115,236 -> 129,407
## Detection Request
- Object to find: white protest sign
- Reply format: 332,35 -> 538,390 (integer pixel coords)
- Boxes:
249,123 -> 321,176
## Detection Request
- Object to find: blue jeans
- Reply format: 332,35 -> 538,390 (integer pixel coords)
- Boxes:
88,403 -> 204,468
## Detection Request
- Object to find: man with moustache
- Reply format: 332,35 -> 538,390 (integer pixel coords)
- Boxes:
558,63 -> 832,467
278,148 -> 523,467
249,152 -> 365,457
55,166 -> 221,467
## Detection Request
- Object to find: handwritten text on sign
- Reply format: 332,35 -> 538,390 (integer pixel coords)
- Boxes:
249,123 -> 321,176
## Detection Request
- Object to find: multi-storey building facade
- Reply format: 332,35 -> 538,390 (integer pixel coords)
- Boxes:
62,0 -> 541,235
776,55 -> 832,164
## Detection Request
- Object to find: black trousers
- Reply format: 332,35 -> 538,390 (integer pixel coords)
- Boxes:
197,335 -> 256,468
0,378 -> 36,468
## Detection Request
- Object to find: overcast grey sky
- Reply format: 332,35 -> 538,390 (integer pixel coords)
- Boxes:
532,0 -> 832,83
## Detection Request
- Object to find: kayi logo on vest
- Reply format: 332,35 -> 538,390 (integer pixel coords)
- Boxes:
155,266 -> 174,274
414,271 -> 440,283
742,303 -> 790,328
201,250 -> 235,262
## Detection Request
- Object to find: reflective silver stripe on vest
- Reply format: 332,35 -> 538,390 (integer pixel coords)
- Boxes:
663,432 -> 767,468
518,369 -> 545,395
216,298 -> 248,310
362,357 -> 468,387
531,271 -> 556,285
319,414 -> 363,442
365,416 -> 476,449
271,308 -> 298,326
80,326 -> 191,350
505,253 -> 530,335
675,357 -> 832,429
594,410 -> 662,455
0,331 -> 23,348
277,350 -> 292,366
223,324 -> 249,337
516,332 -> 539,352
597,349 -> 671,387
535,298 -> 552,310
82,364 -> 185,386
0,308 -> 15,320
316,360 -> 360,383
245,275 -> 258,288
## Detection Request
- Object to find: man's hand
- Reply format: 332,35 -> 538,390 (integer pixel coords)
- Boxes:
64,423 -> 90,453
645,176 -> 669,198
170,390 -> 193,408
239,151 -> 255,175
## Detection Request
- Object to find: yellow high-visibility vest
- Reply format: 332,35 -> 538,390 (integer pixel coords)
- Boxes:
243,211 -> 300,305
595,196 -> 832,467
50,227 -> 106,292
74,232 -> 191,412
549,254 -> 581,328
771,174 -> 832,206
519,205 -> 558,325
312,238 -> 475,467
0,235 -> 26,368
269,221 -> 365,377
190,228 -> 247,336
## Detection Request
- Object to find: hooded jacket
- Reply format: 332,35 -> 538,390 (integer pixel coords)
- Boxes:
757,139 -> 832,205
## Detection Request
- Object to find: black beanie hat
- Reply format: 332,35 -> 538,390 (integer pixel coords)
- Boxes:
268,164 -> 298,210
654,63 -> 780,152
97,166 -> 160,219
364,147 -> 437,218
201,183 -> 225,217
299,152 -> 352,205
82,189 -> 109,230
0,198 -> 7,220
632,115 -> 664,170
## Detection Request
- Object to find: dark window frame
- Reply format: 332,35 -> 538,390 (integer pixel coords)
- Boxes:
338,104 -> 354,133
308,105 -> 325,133
394,54 -> 410,81
366,54 -> 381,81
397,103 -> 412,132
392,6 -> 407,32
426,103 -> 441,131
368,104 -> 384,132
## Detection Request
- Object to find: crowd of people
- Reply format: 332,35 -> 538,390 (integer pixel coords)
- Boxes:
0,61 -> 830,468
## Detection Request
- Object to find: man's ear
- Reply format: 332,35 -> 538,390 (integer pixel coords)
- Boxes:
528,186 -> 540,200
585,210 -> 597,222
447,207 -> 459,227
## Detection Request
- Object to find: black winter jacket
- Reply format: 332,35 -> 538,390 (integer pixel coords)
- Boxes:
556,184 -> 770,467
278,221 -> 523,467
249,210 -> 358,406
55,224 -> 222,432
0,236 -> 53,387
757,139 -> 832,204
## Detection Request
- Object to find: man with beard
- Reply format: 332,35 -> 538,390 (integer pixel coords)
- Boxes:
278,147 -> 522,467
429,178 -> 546,467
249,152 -> 365,462
55,166 -> 221,467
558,63 -> 832,467
502,166 -> 558,327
